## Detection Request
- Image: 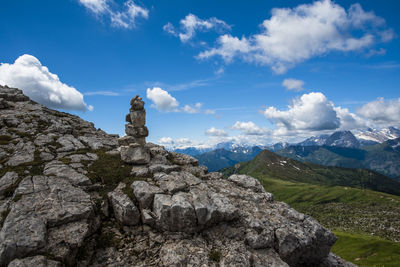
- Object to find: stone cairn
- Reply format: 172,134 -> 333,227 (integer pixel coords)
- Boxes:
118,95 -> 151,164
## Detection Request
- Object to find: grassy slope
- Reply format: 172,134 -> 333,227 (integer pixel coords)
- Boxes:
277,138 -> 400,180
251,176 -> 400,266
223,150 -> 400,196
332,231 -> 400,267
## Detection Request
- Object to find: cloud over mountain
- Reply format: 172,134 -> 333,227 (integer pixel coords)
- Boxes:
263,92 -> 365,136
357,97 -> 400,125
0,54 -> 92,111
231,121 -> 268,136
205,127 -> 228,137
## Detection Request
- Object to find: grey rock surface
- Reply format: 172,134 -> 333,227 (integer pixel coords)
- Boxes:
0,88 -> 353,267
120,144 -> 150,164
8,255 -> 61,267
108,183 -> 140,226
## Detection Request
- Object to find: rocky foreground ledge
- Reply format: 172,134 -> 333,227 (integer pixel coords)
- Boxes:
0,86 -> 354,266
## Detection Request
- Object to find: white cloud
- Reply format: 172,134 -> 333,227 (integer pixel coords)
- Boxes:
79,0 -> 148,29
205,127 -> 228,137
0,54 -> 92,111
146,87 -> 179,111
182,102 -> 202,114
198,0 -> 393,73
263,92 -> 365,136
357,97 -> 400,125
158,137 -> 173,145
79,0 -> 108,14
282,78 -> 305,91
231,121 -> 268,135
146,87 -> 214,115
164,13 -> 230,43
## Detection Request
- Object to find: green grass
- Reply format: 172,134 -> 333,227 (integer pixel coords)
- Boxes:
332,231 -> 400,267
246,175 -> 400,265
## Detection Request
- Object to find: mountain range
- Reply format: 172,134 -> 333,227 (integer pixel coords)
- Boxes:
173,127 -> 400,179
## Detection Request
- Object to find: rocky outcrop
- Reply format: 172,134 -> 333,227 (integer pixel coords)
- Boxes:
0,86 -> 353,266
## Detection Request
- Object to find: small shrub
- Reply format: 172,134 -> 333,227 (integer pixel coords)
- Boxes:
209,249 -> 222,262
87,150 -> 133,187
0,208 -> 10,227
0,135 -> 12,145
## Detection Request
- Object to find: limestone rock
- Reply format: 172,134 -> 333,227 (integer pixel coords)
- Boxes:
120,144 -> 150,164
131,180 -> 163,209
125,124 -> 149,138
168,152 -> 198,166
0,175 -> 94,265
0,88 -> 353,267
8,255 -> 61,267
108,183 -> 140,226
6,141 -> 35,166
130,165 -> 150,177
153,192 -> 197,233
44,160 -> 91,186
129,109 -> 146,126
0,172 -> 18,199
228,174 -> 266,193
56,135 -> 85,152
149,164 -> 180,174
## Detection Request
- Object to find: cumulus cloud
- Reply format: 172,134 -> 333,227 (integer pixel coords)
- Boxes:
282,78 -> 305,91
163,13 -> 230,42
231,121 -> 268,135
198,0 -> 394,73
146,87 -> 213,114
79,0 -> 148,29
205,127 -> 228,137
263,92 -> 365,135
146,87 -> 179,111
357,97 -> 400,125
0,54 -> 92,111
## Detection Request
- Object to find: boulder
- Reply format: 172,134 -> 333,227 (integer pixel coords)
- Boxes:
168,152 -> 198,166
120,144 -> 150,164
129,110 -> 146,127
130,165 -> 150,177
131,180 -> 163,209
108,183 -> 140,226
228,174 -> 265,193
125,124 -> 148,138
118,135 -> 145,146
153,192 -> 197,233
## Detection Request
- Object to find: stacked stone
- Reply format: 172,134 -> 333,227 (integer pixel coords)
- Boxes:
119,95 -> 150,164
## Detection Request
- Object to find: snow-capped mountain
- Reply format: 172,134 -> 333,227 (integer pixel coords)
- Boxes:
297,135 -> 330,147
355,127 -> 400,144
267,142 -> 290,152
324,131 -> 360,148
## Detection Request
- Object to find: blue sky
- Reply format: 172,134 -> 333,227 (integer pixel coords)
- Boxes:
1,0 -> 400,147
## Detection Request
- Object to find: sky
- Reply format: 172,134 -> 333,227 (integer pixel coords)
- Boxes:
1,0 -> 400,148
